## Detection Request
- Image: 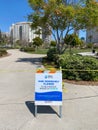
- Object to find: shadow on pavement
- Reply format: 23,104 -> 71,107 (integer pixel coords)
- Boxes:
16,57 -> 42,66
25,101 -> 58,117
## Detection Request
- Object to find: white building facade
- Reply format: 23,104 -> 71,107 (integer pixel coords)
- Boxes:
86,0 -> 98,43
86,27 -> 98,43
10,22 -> 42,43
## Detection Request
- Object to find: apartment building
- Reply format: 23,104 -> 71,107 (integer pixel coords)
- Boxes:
10,21 -> 52,46
10,22 -> 42,43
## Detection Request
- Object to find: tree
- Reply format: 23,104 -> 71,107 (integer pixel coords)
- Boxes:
64,34 -> 83,54
28,0 -> 98,54
33,37 -> 43,49
65,34 -> 83,47
50,40 -> 56,47
0,29 -> 2,45
0,29 -> 11,47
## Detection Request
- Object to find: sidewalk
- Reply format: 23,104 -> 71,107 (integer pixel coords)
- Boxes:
0,49 -> 98,130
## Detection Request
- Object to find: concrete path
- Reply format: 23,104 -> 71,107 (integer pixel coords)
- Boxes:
78,52 -> 98,58
0,49 -> 98,130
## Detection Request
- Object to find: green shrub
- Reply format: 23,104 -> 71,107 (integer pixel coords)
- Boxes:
94,43 -> 98,49
0,48 -> 7,56
20,47 -> 35,52
64,34 -> 83,47
50,41 -> 56,47
59,54 -> 98,81
33,37 -> 43,48
86,43 -> 93,48
47,48 -> 59,62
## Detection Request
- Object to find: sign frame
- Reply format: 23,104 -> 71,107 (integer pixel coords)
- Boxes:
34,70 -> 62,118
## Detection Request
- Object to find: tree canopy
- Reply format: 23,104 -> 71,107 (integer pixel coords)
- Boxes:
65,34 -> 83,47
28,0 -> 98,54
33,37 -> 43,48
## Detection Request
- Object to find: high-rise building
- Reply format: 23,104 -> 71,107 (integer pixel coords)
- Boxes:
86,27 -> 98,43
86,0 -> 98,43
10,22 -> 52,46
10,22 -> 42,43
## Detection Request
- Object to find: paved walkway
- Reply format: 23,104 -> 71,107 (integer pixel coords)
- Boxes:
0,49 -> 98,130
78,52 -> 98,58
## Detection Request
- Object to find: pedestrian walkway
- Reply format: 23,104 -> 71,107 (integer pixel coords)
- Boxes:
78,51 -> 98,58
0,49 -> 98,130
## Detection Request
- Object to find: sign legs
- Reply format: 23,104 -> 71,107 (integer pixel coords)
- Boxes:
35,105 -> 62,118
35,105 -> 37,117
59,106 -> 62,118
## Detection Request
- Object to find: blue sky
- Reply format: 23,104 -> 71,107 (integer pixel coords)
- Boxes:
79,30 -> 86,39
0,0 -> 86,39
0,0 -> 32,32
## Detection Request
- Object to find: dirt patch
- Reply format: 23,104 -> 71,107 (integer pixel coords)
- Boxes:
63,79 -> 98,86
64,80 -> 98,86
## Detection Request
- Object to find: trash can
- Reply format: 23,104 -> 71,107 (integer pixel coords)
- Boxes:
92,49 -> 95,53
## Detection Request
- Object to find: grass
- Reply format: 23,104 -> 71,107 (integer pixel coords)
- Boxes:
65,48 -> 98,54
20,45 -> 98,55
30,48 -> 98,55
28,48 -> 48,54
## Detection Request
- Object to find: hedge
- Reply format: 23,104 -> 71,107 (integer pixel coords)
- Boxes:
20,47 -> 35,52
58,54 -> 98,81
0,49 -> 7,57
